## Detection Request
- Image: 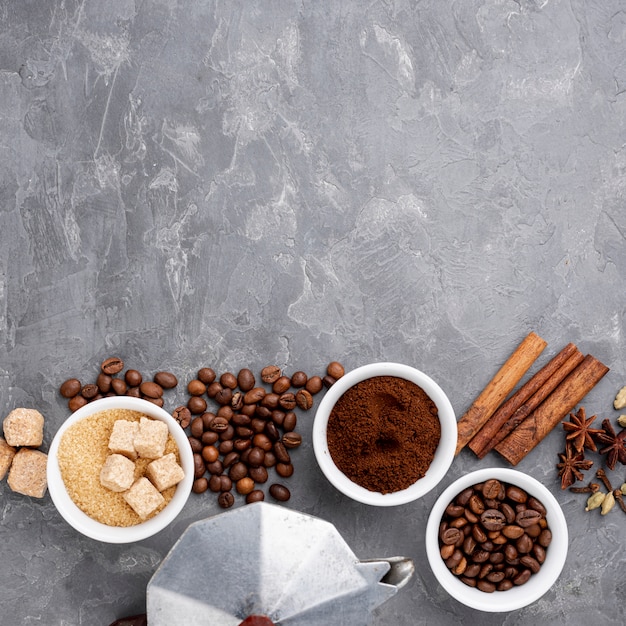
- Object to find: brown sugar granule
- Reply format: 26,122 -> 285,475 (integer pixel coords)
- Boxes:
57,409 -> 179,527
327,376 -> 441,493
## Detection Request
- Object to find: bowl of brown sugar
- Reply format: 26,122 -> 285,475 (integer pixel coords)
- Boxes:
47,396 -> 194,543
312,362 -> 456,506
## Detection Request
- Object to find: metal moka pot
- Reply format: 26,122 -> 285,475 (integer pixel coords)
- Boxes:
147,502 -> 414,625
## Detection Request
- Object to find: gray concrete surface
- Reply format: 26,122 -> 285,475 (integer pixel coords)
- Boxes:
1,1 -> 625,624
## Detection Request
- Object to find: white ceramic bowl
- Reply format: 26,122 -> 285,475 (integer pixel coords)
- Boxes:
47,396 -> 193,543
425,468 -> 568,612
312,362 -> 456,506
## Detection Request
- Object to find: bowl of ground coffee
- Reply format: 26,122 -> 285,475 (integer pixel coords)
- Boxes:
312,362 -> 456,506
48,396 -> 194,543
425,468 -> 568,612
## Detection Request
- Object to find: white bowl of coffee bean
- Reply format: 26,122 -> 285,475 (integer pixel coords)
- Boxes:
312,362 -> 457,506
48,396 -> 194,543
425,468 -> 568,612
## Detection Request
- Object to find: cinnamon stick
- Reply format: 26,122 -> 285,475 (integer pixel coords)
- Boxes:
455,332 -> 547,455
495,354 -> 609,465
468,343 -> 582,458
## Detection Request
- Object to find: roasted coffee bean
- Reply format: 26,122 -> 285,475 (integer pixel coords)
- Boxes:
538,528 -> 552,548
480,509 -> 506,531
533,544 -> 546,564
246,489 -> 265,504
278,393 -> 296,410
506,485 -> 528,503
220,372 -> 238,389
441,528 -> 463,545
272,376 -> 291,394
241,403 -> 257,417
218,491 -> 235,508
525,523 -> 541,538
190,417 -> 205,438
249,466 -> 268,483
452,556 -> 468,576
189,437 -> 202,454
206,460 -> 224,475
140,381 -> 163,398
264,422 -> 280,442
207,381 -> 223,398
229,462 -> 248,481
188,396 -> 208,414
154,371 -> 178,389
295,389 -> 313,410
198,367 -> 216,384
172,406 -> 192,429
234,438 -> 252,452
145,396 -> 164,407
468,494 -> 485,515
269,483 -> 290,502
81,384 -> 99,399
462,536 -> 476,555
326,361 -> 345,379
528,496 -> 547,516
464,564 -> 480,578
276,462 -> 294,478
217,406 -> 234,420
482,479 -> 501,499
274,441 -> 291,464
322,376 -> 336,391
68,395 -> 88,412
472,526 -> 488,543
208,475 -> 223,493
247,447 -> 265,467
261,365 -> 281,384
109,378 -> 126,395
202,431 -> 219,445
261,393 -> 280,409
445,549 -> 463,569
500,502 -> 516,524
498,579 -> 514,591
282,432 -> 302,449
236,477 -> 255,495
445,503 -> 465,518
192,477 -> 209,494
282,412 -> 297,432
127,386 -> 141,398
263,451 -> 277,468
520,555 -> 541,574
291,371 -> 308,387
231,413 -> 251,427
193,454 -> 206,478
477,580 -> 496,593
96,373 -> 112,393
460,576 -> 477,588
251,417 -> 268,433
513,569 -> 532,586
305,375 -> 323,394
209,416 -> 230,433
502,525 -> 525,540
60,378 -> 81,398
253,433 -> 273,451
516,534 -> 533,554
220,424 -> 235,440
202,412 -> 217,429
516,509 -> 542,528
231,391 -> 244,411
215,387 -> 233,405
237,368 -> 256,391
202,445 -> 219,463
123,369 -> 141,386
255,405 -> 272,419
440,544 -> 455,560
101,357 -> 124,375
223,451 -> 240,468
244,387 -> 266,404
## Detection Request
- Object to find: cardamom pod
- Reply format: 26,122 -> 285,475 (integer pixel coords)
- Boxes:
585,491 -> 605,511
601,491 -> 615,515
618,415 -> 626,428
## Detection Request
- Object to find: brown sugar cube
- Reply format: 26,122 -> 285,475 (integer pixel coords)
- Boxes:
0,437 -> 17,480
100,454 -> 136,492
134,417 -> 168,459
108,420 -> 139,459
3,408 -> 44,447
146,453 -> 185,492
123,477 -> 165,520
7,448 -> 48,498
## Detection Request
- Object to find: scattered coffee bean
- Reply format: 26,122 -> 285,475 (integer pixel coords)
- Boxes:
291,371 -> 308,388
101,357 -> 124,375
68,395 -> 88,411
246,490 -> 265,504
139,381 -> 163,399
282,432 -> 302,449
295,389 -> 313,410
172,406 -> 192,429
322,375 -> 337,389
198,367 -> 216,384
220,372 -> 238,389
305,376 -> 323,394
269,483 -> 290,502
218,491 -> 235,508
326,361 -> 345,379
439,479 -> 551,592
60,378 -> 81,398
272,376 -> 291,394
154,371 -> 178,389
187,379 -> 207,396
261,365 -> 281,384
188,396 -> 208,414
237,368 -> 255,391
96,373 -> 112,393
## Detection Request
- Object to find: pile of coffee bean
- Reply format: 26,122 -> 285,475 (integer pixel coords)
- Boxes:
438,479 -> 552,592
179,362 -> 344,508
59,357 -> 179,412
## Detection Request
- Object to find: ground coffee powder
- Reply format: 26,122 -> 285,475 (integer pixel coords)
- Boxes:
327,376 -> 441,493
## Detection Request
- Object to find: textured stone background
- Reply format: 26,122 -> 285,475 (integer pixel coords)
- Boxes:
1,1 -> 625,624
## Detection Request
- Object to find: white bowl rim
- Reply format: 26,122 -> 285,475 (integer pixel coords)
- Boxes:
312,362 -> 457,506
425,467 -> 568,612
47,396 -> 194,543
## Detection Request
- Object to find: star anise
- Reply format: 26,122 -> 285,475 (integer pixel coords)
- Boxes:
562,407 -> 603,453
556,442 -> 594,490
596,418 -> 626,471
